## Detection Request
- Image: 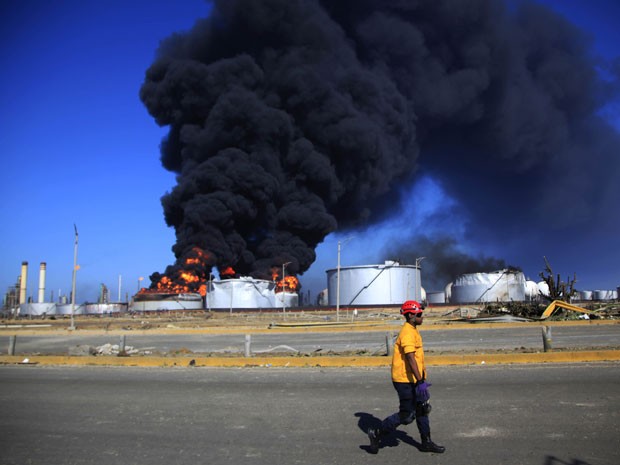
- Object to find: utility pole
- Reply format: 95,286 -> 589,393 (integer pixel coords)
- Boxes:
415,257 -> 426,302
282,262 -> 291,316
336,237 -> 353,322
70,224 -> 79,330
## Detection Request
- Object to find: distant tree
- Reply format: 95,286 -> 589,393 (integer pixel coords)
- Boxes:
539,256 -> 577,301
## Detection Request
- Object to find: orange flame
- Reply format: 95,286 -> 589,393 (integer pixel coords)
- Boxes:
220,266 -> 236,278
275,275 -> 300,293
139,247 -> 210,297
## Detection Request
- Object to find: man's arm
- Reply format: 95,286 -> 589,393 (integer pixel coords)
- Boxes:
405,352 -> 423,382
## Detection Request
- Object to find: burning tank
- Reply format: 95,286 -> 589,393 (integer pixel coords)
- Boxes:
206,278 -> 273,309
132,292 -> 204,312
206,269 -> 299,310
139,247 -> 299,310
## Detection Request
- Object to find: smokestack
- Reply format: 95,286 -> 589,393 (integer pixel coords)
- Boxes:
19,261 -> 28,305
38,262 -> 47,303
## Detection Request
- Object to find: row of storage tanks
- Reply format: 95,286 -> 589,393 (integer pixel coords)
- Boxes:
323,263 -> 619,305
10,261 -> 619,315
14,277 -> 298,316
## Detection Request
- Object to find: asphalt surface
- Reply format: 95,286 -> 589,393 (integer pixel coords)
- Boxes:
4,322 -> 620,356
0,363 -> 618,465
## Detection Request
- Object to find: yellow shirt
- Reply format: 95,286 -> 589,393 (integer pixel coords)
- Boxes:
391,321 -> 426,383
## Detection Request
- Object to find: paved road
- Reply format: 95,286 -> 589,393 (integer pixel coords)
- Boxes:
0,363 -> 618,465
5,324 -> 620,355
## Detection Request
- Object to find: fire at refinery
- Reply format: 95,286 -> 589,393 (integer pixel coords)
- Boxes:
137,247 -> 301,308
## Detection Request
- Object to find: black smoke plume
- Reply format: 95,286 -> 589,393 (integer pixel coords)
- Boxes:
383,234 -> 520,291
140,0 -> 619,290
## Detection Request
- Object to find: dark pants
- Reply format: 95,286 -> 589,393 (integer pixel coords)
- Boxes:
379,382 -> 430,438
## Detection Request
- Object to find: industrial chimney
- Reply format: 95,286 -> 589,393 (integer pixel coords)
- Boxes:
19,261 -> 28,305
38,262 -> 47,303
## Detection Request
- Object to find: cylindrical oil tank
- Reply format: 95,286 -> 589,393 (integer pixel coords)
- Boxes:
19,302 -> 56,316
326,261 -> 421,306
579,290 -> 593,301
84,303 -> 128,315
525,281 -> 539,300
132,293 -> 203,311
451,270 -> 526,303
426,291 -> 446,304
445,282 -> 453,303
592,290 -> 614,301
55,304 -> 85,315
537,281 -> 550,298
273,292 -> 299,309
206,278 -> 275,309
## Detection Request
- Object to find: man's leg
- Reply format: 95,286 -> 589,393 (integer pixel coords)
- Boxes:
368,383 -> 415,453
416,402 -> 445,453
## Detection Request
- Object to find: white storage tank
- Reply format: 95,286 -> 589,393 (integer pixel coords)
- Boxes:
592,290 -> 615,301
84,303 -> 128,315
537,281 -> 550,298
19,302 -> 56,316
525,281 -> 539,301
579,290 -> 593,301
206,277 -> 276,309
273,291 -> 299,309
445,282 -> 453,303
426,291 -> 446,304
56,304 -> 85,315
451,269 -> 527,303
132,293 -> 204,311
326,261 -> 421,306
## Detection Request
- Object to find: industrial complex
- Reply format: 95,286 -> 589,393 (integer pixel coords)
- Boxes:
2,260 -> 618,317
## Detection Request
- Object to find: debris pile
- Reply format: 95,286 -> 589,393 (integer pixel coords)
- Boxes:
96,343 -> 139,356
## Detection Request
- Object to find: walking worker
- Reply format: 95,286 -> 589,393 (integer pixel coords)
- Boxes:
367,300 -> 445,454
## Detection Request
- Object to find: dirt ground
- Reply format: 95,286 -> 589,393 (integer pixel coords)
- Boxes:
2,301 -> 617,332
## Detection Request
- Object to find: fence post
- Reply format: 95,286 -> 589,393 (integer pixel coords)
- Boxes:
244,334 -> 252,357
386,332 -> 394,357
542,326 -> 552,352
8,335 -> 16,355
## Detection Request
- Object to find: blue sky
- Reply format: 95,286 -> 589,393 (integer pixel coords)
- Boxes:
1,0 -> 619,304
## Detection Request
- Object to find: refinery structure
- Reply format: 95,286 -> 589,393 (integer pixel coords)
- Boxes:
2,259 -> 618,318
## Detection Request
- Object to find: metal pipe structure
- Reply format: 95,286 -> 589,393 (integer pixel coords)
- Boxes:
38,262 -> 46,303
19,261 -> 28,305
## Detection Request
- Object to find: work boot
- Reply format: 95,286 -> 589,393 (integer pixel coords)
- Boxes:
367,427 -> 380,454
420,435 -> 445,453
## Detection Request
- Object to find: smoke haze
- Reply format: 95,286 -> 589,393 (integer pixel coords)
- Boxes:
140,0 -> 620,290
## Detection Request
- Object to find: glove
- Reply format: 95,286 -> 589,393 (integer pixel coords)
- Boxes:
415,380 -> 431,402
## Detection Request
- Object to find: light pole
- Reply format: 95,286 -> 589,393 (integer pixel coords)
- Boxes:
415,256 -> 426,302
138,276 -> 143,292
282,262 -> 291,316
70,224 -> 79,330
336,237 -> 353,322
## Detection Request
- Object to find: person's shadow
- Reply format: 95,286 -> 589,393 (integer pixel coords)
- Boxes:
355,412 -> 422,454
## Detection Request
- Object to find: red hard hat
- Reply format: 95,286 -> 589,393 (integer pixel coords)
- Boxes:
400,300 -> 423,315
